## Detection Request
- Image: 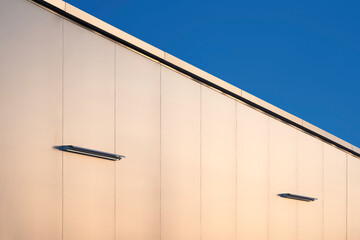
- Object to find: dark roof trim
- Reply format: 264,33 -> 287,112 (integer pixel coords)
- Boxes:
31,0 -> 360,158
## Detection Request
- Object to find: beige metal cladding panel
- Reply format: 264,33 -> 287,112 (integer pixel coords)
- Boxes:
0,0 -> 62,239
323,144 -> 346,240
115,45 -> 161,240
269,118 -> 297,240
347,154 -> 360,240
297,132 -> 323,240
201,86 -> 237,240
63,20 -> 115,240
237,103 -> 269,240
161,66 -> 201,240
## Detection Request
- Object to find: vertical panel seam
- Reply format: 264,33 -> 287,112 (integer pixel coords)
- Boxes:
160,65 -> 162,240
235,102 -> 238,240
61,18 -> 64,240
114,43 -> 117,240
200,85 -> 202,240
346,154 -> 348,240
322,144 -> 325,240
296,130 -> 299,240
267,117 -> 270,240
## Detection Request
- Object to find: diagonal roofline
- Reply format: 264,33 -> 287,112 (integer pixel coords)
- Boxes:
28,0 -> 360,158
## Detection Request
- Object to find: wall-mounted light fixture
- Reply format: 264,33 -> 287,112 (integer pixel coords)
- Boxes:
56,145 -> 125,161
278,193 -> 317,202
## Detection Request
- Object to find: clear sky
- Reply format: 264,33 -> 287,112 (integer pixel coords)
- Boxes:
66,0 -> 360,147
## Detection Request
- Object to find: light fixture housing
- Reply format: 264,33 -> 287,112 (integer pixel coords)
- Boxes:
278,193 -> 317,202
57,145 -> 125,161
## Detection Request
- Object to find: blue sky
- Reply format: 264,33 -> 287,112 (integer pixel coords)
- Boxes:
66,0 -> 360,147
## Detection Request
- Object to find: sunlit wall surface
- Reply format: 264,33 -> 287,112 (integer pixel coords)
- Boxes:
0,0 -> 359,240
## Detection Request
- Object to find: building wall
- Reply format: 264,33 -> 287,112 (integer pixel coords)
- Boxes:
0,0 -> 62,239
0,0 -> 359,240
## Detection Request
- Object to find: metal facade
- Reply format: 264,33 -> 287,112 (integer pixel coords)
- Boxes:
0,0 -> 359,240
